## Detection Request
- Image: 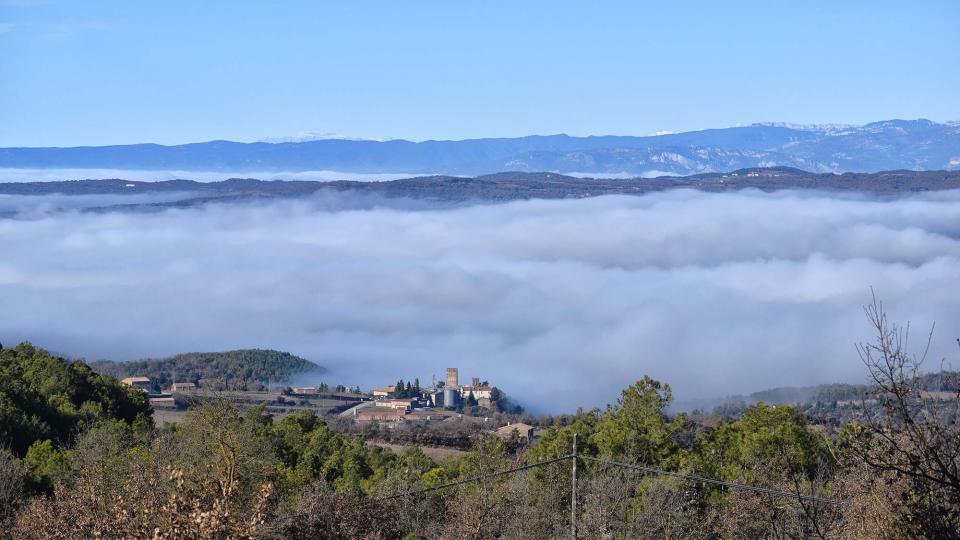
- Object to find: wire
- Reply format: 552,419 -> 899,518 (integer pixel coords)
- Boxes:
579,455 -> 840,505
375,454 -> 573,501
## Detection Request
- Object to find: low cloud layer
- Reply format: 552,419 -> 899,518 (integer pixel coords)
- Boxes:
1,189 -> 958,412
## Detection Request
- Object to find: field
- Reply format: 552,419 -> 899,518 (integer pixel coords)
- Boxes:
150,389 -> 364,425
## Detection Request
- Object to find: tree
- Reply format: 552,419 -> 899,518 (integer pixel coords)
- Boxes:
592,376 -> 685,466
273,482 -> 405,539
687,404 -> 840,538
444,438 -> 520,539
174,400 -> 275,510
0,447 -> 25,521
90,349 -> 319,392
687,403 -> 835,486
22,440 -> 67,493
845,293 -> 960,537
0,343 -> 151,457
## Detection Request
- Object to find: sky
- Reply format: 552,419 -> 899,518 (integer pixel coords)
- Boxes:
1,0 -> 958,147
2,189 -> 959,412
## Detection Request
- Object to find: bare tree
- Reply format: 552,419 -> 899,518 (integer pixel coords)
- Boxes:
850,291 -> 960,537
0,447 -> 24,523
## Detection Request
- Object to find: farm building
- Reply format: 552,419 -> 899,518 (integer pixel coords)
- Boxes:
121,377 -> 152,392
495,422 -> 535,442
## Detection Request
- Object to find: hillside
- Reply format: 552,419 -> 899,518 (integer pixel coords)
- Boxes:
0,342 -> 151,457
677,370 -> 960,423
90,349 -> 322,391
2,169 -> 959,214
2,119 -> 958,175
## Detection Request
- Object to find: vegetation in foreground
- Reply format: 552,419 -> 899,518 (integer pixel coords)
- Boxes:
0,298 -> 957,539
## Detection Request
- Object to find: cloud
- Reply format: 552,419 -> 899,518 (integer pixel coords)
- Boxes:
1,189 -> 958,412
0,192 -> 203,217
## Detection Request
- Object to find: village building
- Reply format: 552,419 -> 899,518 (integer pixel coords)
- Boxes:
148,396 -> 176,408
405,410 -> 457,422
383,398 -> 415,411
355,407 -> 407,422
362,367 -> 499,418
291,386 -> 319,395
495,422 -> 535,442
372,385 -> 396,398
170,382 -> 197,392
120,376 -> 152,392
459,385 -> 493,400
426,389 -> 445,408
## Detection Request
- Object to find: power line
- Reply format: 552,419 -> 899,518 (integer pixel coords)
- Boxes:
375,454 -> 573,501
579,455 -> 840,505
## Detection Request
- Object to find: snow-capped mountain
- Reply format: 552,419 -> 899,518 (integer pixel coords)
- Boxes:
1,119 -> 957,176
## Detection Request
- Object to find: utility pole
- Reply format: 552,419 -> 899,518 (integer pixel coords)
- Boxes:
571,432 -> 577,540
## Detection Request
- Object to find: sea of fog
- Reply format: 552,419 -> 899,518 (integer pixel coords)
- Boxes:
1,188 -> 958,413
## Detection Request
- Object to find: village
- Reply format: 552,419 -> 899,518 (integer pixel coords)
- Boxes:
120,366 -> 538,446
344,367 -> 498,421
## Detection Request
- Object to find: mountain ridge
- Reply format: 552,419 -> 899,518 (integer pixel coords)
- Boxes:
2,119 -> 957,176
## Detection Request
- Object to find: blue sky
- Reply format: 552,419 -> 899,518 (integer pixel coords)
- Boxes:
1,0 -> 958,147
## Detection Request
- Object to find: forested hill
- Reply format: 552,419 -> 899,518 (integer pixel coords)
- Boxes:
90,349 -> 322,391
0,342 -> 151,457
2,169 -> 959,211
676,370 -> 960,414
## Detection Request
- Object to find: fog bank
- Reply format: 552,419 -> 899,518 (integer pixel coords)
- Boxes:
1,189 -> 958,412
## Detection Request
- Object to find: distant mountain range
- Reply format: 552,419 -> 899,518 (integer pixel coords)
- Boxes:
1,119 -> 958,177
